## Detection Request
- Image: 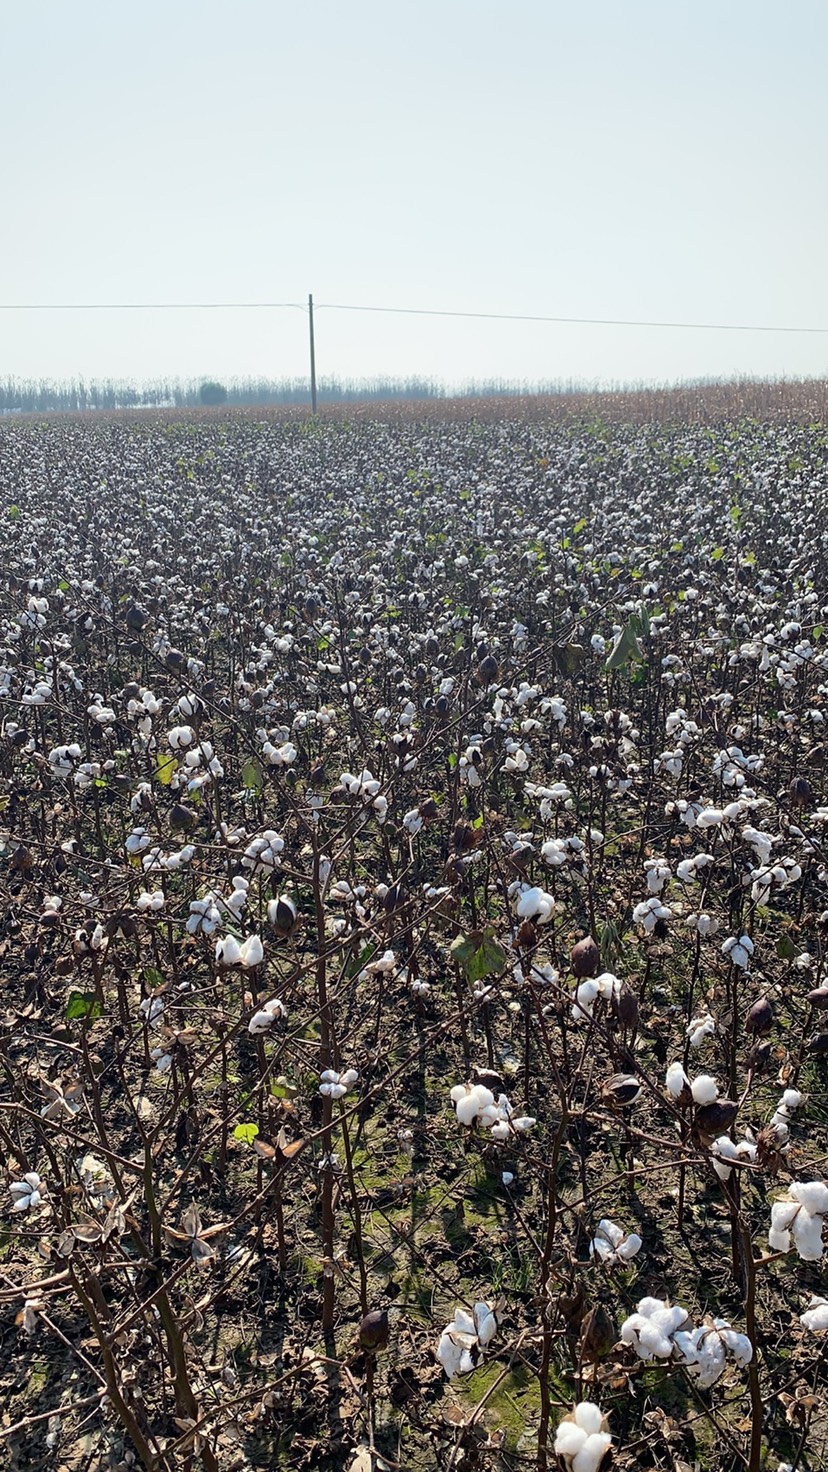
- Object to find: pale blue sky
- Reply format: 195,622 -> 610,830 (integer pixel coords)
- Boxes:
2,0 -> 827,388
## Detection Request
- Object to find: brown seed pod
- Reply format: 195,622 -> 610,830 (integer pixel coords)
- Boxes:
571,936 -> 600,978
358,1308 -> 390,1350
788,775 -> 814,807
580,1302 -> 617,1361
477,654 -> 499,684
806,1033 -> 828,1054
615,982 -> 639,1029
806,987 -> 828,1009
745,997 -> 774,1035
694,1098 -> 739,1142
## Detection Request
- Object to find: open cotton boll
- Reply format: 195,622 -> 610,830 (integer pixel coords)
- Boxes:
473,1302 -> 498,1346
666,1062 -> 690,1098
791,1208 -> 824,1261
589,1218 -> 642,1264
781,1089 -> 802,1113
554,1402 -> 612,1472
238,934 -> 264,968
674,1325 -> 727,1388
621,1298 -> 687,1360
769,1198 -> 800,1252
691,1074 -> 719,1105
572,978 -> 600,1021
790,1180 -> 828,1216
716,1321 -> 753,1366
516,885 -> 556,923
687,1013 -> 716,1048
800,1295 -> 828,1332
712,1135 -> 740,1181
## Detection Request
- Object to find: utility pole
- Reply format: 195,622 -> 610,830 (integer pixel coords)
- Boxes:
308,292 -> 318,414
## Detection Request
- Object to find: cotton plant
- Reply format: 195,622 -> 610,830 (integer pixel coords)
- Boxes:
571,972 -> 622,1023
632,895 -> 672,933
449,1082 -> 535,1138
673,1318 -> 753,1388
215,934 -> 264,969
769,1181 -> 828,1260
588,1218 -> 642,1265
621,1296 -> 690,1360
800,1296 -> 828,1332
248,997 -> 287,1035
554,1402 -> 612,1472
722,934 -> 754,970
687,1012 -> 715,1048
319,1067 -> 359,1100
10,1172 -> 46,1213
436,1301 -> 498,1378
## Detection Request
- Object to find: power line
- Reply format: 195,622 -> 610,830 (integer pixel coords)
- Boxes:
0,296 -> 826,335
317,301 -> 828,336
0,301 -> 306,312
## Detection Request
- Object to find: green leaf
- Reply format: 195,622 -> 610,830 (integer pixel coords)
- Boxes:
6,505 -> 19,521
711,546 -> 724,562
242,760 -> 264,792
450,928 -> 507,985
155,752 -> 176,787
777,934 -> 798,961
143,967 -> 165,990
233,1122 -> 259,1145
66,991 -> 102,1021
604,619 -> 645,672
729,504 -> 742,525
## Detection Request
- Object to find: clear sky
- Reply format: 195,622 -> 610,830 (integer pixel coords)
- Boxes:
2,0 -> 827,390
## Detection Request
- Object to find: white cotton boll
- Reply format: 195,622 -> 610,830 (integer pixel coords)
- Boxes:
687,1013 -> 716,1048
790,1180 -> 828,1216
800,1296 -> 828,1332
792,1209 -> 824,1261
455,1089 -> 483,1126
571,1431 -> 612,1472
691,1074 -> 719,1104
215,935 -> 242,968
511,1115 -> 536,1133
473,1302 -> 497,1346
571,1401 -> 604,1436
717,1324 -> 753,1366
572,978 -> 600,1021
436,1330 -> 463,1378
782,1089 -> 802,1113
618,1232 -> 642,1260
572,1401 -> 604,1437
771,1199 -> 800,1234
712,1135 -> 740,1181
516,885 -> 555,923
652,1303 -> 690,1337
555,1423 -> 587,1458
239,934 -> 264,968
635,1319 -> 675,1360
666,1062 -> 690,1098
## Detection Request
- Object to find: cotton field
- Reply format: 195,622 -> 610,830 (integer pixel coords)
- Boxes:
2,402 -> 828,1470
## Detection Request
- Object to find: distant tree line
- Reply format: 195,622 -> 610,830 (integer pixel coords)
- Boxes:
0,374 -> 600,414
